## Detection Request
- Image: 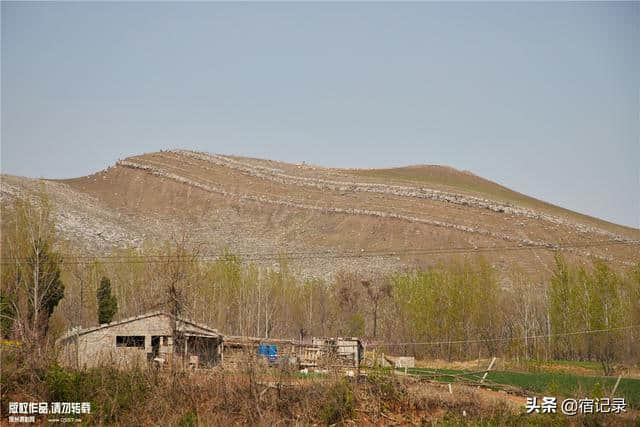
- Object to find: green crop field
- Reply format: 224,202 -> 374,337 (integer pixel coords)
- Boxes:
401,367 -> 640,409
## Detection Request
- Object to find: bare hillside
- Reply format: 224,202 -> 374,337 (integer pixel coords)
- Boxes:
2,150 -> 638,279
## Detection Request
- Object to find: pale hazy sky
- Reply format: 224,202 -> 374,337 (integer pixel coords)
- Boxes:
1,2 -> 638,228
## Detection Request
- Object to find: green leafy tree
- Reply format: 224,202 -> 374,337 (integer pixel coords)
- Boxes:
97,276 -> 118,324
25,238 -> 64,335
548,252 -> 576,359
622,263 -> 640,360
1,191 -> 64,353
587,261 -> 622,375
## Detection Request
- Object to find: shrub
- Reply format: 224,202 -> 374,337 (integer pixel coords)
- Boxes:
320,379 -> 355,425
176,409 -> 198,427
367,366 -> 401,400
44,364 -> 154,424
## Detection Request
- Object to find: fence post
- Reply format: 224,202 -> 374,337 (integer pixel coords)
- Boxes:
480,357 -> 497,384
611,375 -> 622,397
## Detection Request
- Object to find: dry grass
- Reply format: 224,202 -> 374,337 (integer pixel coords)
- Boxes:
2,363 -> 520,425
5,344 -> 639,425
1,343 -> 517,425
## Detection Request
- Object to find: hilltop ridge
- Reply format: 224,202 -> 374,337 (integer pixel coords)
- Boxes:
2,149 -> 638,279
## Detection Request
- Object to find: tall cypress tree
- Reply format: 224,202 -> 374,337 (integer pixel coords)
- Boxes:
97,276 -> 117,324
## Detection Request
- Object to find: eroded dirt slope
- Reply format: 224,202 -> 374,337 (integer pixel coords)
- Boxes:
2,150 -> 638,279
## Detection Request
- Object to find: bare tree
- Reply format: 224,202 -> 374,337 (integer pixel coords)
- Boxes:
361,279 -> 392,338
153,232 -> 202,365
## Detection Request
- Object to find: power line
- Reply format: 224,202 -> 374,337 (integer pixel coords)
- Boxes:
367,324 -> 640,347
0,239 -> 637,265
5,239 -> 635,259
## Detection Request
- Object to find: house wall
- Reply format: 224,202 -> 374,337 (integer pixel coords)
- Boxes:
59,314 -> 221,368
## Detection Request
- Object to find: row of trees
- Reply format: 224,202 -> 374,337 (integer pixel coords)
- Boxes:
49,240 -> 640,367
2,192 -> 639,368
548,254 -> 639,373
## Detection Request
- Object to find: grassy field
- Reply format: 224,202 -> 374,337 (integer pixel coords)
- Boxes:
401,366 -> 640,409
351,166 -> 529,205
349,166 -> 638,236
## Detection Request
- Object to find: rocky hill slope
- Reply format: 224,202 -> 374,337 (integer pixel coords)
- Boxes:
2,150 -> 638,279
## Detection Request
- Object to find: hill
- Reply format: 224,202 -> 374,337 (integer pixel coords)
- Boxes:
1,149 -> 638,279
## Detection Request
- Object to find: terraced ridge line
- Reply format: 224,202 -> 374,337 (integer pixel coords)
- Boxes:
156,152 -> 493,227
171,149 -> 636,244
117,158 -> 638,264
116,158 -> 553,248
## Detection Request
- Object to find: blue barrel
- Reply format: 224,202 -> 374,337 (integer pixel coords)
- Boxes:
258,344 -> 278,362
267,345 -> 277,362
